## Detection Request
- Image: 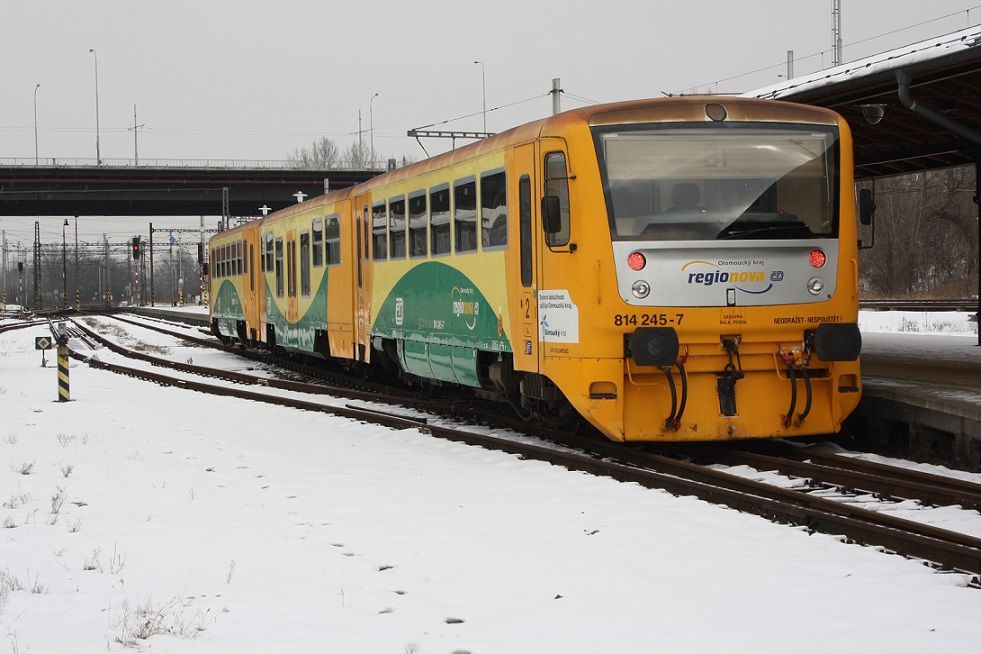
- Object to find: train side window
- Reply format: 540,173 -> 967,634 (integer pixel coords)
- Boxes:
300,231 -> 310,296
519,175 -> 532,287
285,242 -> 292,297
372,201 -> 388,260
242,240 -> 248,275
235,241 -> 242,276
265,233 -> 274,273
249,244 -> 255,291
408,191 -> 428,257
454,177 -> 477,253
481,169 -> 508,249
312,218 -> 323,267
221,245 -> 228,278
543,152 -> 571,247
275,237 -> 284,297
325,214 -> 341,265
430,184 -> 451,256
389,196 -> 406,258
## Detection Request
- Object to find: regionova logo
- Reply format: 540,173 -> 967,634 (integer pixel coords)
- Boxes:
680,259 -> 782,295
451,286 -> 480,330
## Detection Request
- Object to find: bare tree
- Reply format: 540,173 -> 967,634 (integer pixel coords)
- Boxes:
344,141 -> 371,168
860,165 -> 978,298
286,136 -> 341,169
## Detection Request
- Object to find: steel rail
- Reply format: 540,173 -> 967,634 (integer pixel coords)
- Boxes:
69,318 -> 398,406
768,445 -> 981,504
684,446 -> 981,511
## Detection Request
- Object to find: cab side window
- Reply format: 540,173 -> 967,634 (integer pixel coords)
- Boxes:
544,152 -> 571,247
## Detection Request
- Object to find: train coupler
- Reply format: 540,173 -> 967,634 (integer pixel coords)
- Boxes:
717,338 -> 744,417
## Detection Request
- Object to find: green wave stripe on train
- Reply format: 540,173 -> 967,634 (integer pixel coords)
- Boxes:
263,271 -> 329,352
373,261 -> 511,353
213,279 -> 244,337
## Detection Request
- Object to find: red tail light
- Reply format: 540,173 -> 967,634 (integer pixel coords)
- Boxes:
808,249 -> 826,269
627,252 -> 646,271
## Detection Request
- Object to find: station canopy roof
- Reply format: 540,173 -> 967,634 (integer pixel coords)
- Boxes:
744,26 -> 981,179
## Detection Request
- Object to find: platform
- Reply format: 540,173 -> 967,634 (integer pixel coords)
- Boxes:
850,331 -> 981,470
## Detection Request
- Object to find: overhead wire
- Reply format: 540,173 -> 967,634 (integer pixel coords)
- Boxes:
413,93 -> 549,130
681,5 -> 981,93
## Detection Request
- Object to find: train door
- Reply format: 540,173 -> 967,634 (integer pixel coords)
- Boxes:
354,194 -> 372,362
509,142 -> 540,375
244,234 -> 259,343
536,137 -> 577,367
286,230 -> 298,323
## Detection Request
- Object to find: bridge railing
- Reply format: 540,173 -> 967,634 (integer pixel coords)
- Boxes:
0,157 -> 394,171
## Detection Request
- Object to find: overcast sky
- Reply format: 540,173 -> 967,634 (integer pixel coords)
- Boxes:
3,0 -> 980,247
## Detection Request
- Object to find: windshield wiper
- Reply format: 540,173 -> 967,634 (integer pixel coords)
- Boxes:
718,222 -> 814,240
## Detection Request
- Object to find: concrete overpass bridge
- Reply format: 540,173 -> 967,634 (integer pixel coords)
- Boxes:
0,158 -> 384,217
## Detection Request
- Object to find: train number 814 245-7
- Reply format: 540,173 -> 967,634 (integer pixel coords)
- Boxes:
614,313 -> 685,327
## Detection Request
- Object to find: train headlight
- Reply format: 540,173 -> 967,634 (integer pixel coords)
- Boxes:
807,276 -> 825,295
631,280 -> 651,298
627,251 -> 646,271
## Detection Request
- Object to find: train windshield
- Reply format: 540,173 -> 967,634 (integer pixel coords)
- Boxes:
595,125 -> 838,241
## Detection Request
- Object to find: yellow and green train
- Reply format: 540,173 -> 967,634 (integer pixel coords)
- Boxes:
209,96 -> 863,442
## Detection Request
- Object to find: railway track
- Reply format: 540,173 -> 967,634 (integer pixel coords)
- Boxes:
685,443 -> 981,512
57,315 -> 981,578
860,298 -> 979,313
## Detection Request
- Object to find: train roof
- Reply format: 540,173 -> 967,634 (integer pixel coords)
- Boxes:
241,95 -> 842,234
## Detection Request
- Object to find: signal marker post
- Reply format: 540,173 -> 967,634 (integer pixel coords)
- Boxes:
34,335 -> 52,367
57,344 -> 70,402
53,324 -> 70,402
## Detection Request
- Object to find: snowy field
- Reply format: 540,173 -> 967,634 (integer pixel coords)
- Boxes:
1,313 -> 980,652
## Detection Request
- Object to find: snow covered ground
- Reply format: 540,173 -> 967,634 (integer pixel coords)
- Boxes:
1,313 -> 980,652
859,309 -> 978,336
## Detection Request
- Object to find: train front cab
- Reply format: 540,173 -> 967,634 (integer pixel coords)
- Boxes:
512,98 -> 863,442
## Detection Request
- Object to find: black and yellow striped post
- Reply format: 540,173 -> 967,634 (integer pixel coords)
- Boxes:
57,344 -> 70,402
75,289 -> 80,311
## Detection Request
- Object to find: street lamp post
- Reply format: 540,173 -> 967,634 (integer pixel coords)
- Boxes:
89,48 -> 101,165
473,60 -> 486,133
33,83 -> 40,165
74,216 -> 79,309
61,219 -> 69,308
369,92 -> 379,166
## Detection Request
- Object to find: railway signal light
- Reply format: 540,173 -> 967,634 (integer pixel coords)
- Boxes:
132,236 -> 141,259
